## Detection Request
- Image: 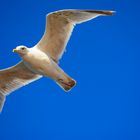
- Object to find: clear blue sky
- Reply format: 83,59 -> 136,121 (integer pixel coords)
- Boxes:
0,0 -> 140,140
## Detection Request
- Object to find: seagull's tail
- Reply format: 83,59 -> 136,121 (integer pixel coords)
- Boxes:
0,93 -> 6,113
56,75 -> 76,92
57,78 -> 76,92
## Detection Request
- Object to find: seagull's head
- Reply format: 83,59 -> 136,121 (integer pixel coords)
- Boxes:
13,45 -> 29,55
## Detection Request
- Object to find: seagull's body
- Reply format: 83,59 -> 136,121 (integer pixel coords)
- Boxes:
23,48 -> 54,76
0,9 -> 115,112
22,47 -> 73,85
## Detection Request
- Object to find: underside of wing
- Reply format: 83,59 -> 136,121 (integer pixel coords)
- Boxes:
0,93 -> 5,112
35,9 -> 114,62
0,61 -> 42,96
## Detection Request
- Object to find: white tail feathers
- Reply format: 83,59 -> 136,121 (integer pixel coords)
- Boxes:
57,78 -> 76,92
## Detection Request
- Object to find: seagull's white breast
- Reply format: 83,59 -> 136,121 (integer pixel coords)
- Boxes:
22,48 -> 53,75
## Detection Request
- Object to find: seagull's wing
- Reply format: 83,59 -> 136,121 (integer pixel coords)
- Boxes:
0,61 -> 42,112
35,9 -> 114,62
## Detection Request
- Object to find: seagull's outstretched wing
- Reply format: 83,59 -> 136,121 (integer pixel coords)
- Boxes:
35,9 -> 114,62
0,61 -> 42,112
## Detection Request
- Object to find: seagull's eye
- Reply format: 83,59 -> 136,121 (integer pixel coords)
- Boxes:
21,47 -> 25,50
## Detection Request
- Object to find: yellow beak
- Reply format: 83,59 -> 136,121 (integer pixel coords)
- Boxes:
12,49 -> 17,52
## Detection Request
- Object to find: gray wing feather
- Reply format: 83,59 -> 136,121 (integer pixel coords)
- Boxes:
0,93 -> 5,112
35,9 -> 114,62
0,61 -> 42,96
0,61 -> 42,112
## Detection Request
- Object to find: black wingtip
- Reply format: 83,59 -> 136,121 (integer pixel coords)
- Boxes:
85,10 -> 116,16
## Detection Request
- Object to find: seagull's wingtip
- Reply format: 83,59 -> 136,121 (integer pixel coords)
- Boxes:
110,11 -> 116,15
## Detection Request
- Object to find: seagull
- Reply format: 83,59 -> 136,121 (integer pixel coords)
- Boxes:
0,9 -> 114,112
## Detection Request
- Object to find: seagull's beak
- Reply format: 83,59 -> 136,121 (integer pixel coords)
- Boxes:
12,48 -> 17,53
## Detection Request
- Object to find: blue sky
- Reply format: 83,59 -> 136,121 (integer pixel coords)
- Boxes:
0,0 -> 140,140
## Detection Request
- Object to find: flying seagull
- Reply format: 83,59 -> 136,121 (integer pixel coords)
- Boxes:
0,9 -> 114,112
